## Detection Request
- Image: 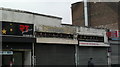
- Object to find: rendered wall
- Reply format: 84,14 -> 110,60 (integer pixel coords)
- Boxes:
0,8 -> 62,30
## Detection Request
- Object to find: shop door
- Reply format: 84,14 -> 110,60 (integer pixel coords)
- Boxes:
2,55 -> 13,66
2,52 -> 24,66
13,52 -> 23,66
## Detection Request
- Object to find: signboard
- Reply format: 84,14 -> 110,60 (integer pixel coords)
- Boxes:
77,35 -> 104,42
111,38 -> 120,40
79,41 -> 109,47
106,31 -> 120,40
0,51 -> 13,55
2,22 -> 34,37
36,25 -> 76,34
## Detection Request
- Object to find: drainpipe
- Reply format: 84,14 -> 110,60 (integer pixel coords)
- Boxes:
84,0 -> 89,27
32,24 -> 36,67
32,43 -> 35,67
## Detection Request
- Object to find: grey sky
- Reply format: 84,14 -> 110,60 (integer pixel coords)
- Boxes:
0,0 -> 82,24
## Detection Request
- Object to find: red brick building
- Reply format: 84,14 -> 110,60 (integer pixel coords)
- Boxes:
71,2 -> 120,30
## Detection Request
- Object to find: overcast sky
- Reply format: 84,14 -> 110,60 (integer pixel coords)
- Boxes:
0,0 -> 83,24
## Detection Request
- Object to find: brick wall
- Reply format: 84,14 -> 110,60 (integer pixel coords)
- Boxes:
71,2 -> 119,30
89,2 -> 118,30
71,2 -> 84,26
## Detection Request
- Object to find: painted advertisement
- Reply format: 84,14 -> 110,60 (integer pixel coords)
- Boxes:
2,21 -> 34,37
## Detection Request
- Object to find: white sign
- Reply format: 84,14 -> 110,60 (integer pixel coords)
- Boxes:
79,41 -> 109,47
0,51 -> 13,55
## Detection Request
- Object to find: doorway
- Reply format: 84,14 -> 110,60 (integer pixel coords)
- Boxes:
13,51 -> 24,66
2,51 -> 24,66
2,55 -> 12,66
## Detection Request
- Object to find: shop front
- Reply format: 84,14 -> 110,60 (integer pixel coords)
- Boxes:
1,21 -> 35,66
35,25 -> 77,66
35,35 -> 77,66
35,43 -> 76,66
77,41 -> 109,66
110,41 -> 120,67
76,35 -> 110,67
106,30 -> 120,67
2,36 -> 35,66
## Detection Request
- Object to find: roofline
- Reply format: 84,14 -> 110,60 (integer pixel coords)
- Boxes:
61,23 -> 73,26
71,1 -> 83,5
61,23 -> 107,31
0,7 -> 62,20
1,21 -> 34,25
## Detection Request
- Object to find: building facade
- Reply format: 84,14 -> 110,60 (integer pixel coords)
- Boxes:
35,17 -> 77,66
0,8 -> 77,66
0,8 -> 36,66
0,7 -> 110,67
76,27 -> 109,66
71,2 -> 120,66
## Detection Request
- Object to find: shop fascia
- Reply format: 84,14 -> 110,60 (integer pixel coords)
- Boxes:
79,41 -> 109,47
106,30 -> 120,40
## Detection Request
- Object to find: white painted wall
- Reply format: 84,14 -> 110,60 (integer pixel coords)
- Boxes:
12,12 -> 33,24
33,15 -> 61,27
1,8 -> 62,28
0,10 -> 2,21
37,37 -> 78,45
77,27 -> 106,36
